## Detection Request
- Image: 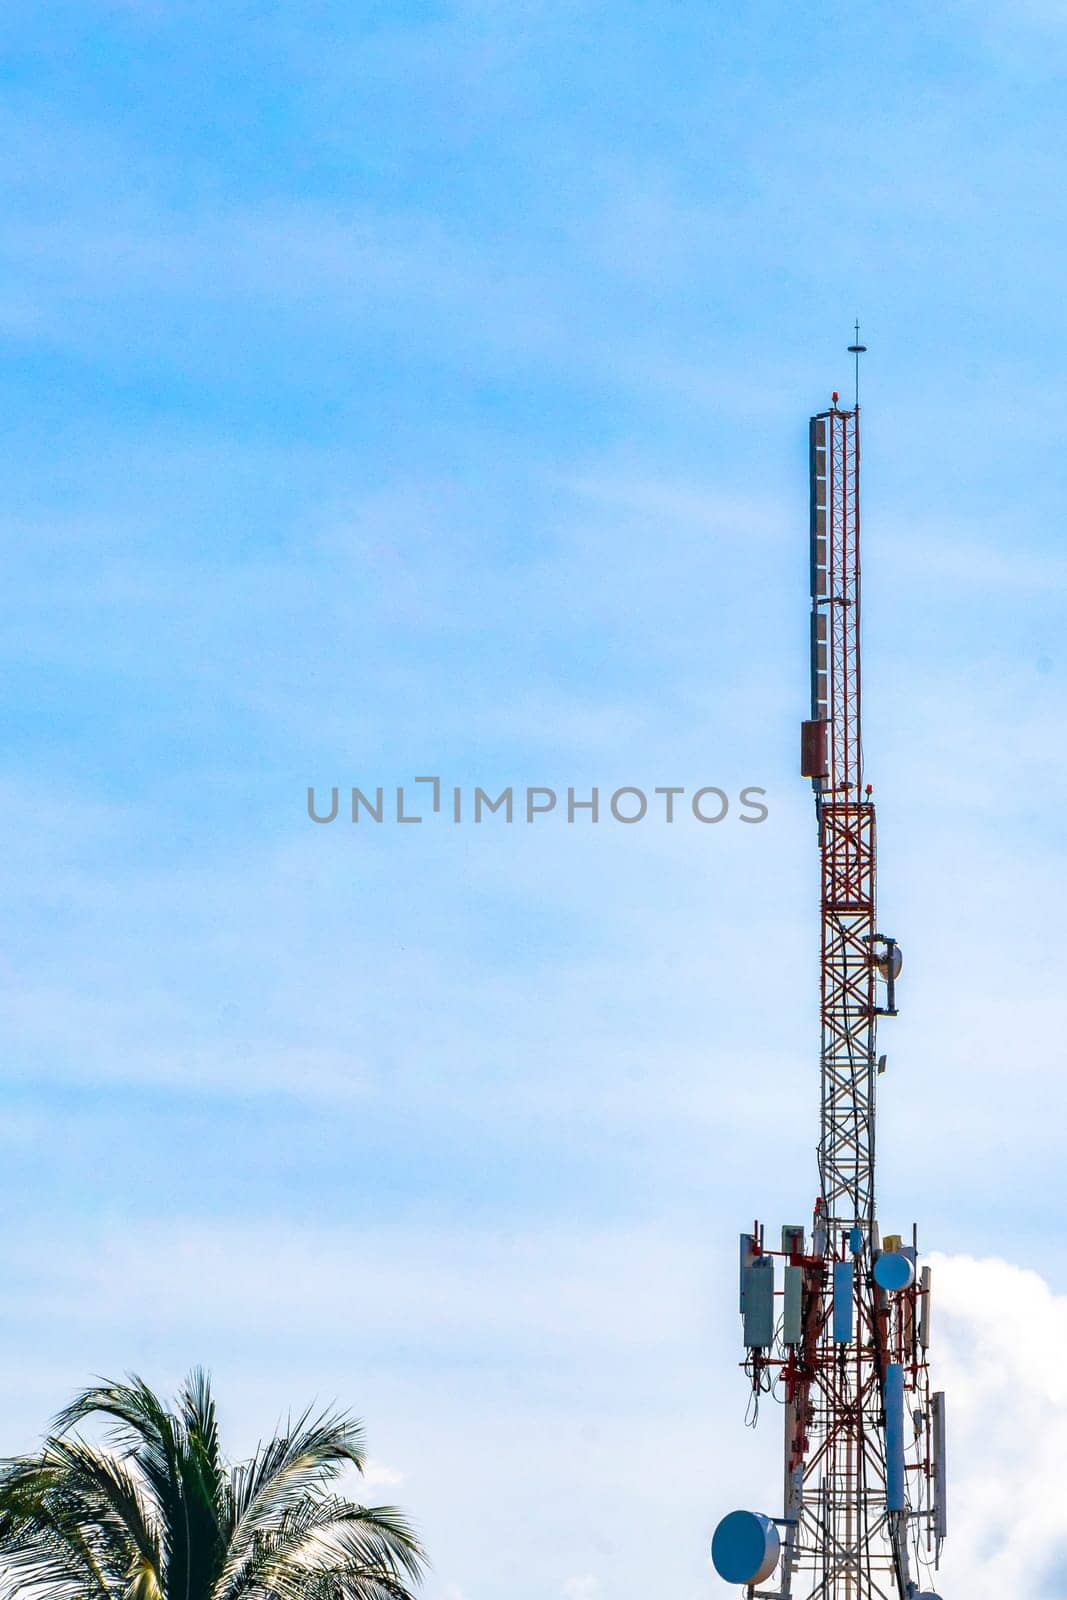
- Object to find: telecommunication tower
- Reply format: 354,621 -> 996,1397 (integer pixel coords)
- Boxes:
710,343 -> 947,1600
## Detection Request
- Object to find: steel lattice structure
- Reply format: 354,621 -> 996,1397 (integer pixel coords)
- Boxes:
711,391 -> 947,1600
815,408 -> 876,1233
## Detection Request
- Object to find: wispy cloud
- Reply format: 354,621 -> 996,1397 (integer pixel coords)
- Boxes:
562,1578 -> 602,1600
360,1459 -> 405,1489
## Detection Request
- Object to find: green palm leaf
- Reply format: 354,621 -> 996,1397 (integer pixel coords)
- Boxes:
0,1373 -> 424,1600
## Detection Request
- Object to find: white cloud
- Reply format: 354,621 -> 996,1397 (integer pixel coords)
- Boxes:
925,1253 -> 1067,1598
360,1458 -> 405,1489
562,1579 -> 602,1600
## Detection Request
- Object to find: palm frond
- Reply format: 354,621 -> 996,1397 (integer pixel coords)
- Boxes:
52,1376 -> 191,1593
53,1378 -> 181,1464
0,1523 -> 115,1600
326,1512 -> 424,1588
177,1373 -> 218,1468
217,1495 -> 345,1600
248,1546 -> 422,1600
40,1435 -> 163,1590
178,1370 -> 225,1517
54,1379 -> 185,1521
218,1499 -> 423,1600
0,1457 -> 120,1600
173,1370 -> 230,1600
226,1505 -> 424,1600
226,1407 -> 365,1556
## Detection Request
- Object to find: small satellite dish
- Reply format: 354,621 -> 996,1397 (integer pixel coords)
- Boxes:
875,944 -> 903,982
873,1252 -> 915,1292
711,1511 -> 781,1585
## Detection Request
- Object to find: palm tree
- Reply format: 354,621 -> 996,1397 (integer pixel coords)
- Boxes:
0,1370 -> 424,1600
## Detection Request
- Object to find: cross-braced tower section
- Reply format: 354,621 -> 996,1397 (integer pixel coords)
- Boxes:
710,395 -> 946,1600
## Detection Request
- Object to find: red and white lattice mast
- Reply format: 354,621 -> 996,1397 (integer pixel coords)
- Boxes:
710,339 -> 947,1600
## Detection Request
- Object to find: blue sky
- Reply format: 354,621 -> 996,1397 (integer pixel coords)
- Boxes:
2,4 -> 1067,1598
